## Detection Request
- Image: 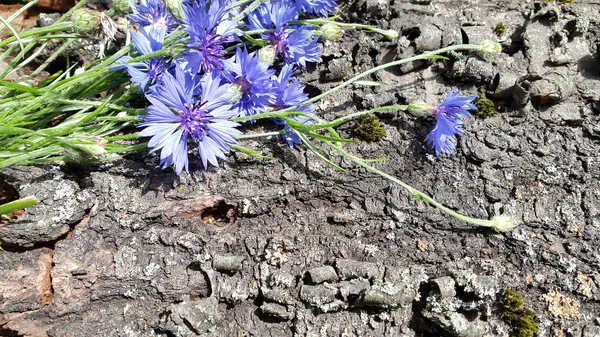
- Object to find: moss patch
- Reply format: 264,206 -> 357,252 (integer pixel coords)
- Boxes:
353,114 -> 386,142
503,287 -> 540,337
494,23 -> 507,36
474,93 -> 498,118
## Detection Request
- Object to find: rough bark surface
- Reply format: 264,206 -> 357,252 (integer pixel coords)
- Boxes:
1,1 -> 600,336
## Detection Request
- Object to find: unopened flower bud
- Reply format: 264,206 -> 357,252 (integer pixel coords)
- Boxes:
68,137 -> 108,157
258,45 -> 277,65
227,83 -> 244,104
319,23 -> 344,41
372,28 -> 399,40
407,101 -> 436,117
112,0 -> 131,14
491,215 -> 517,232
480,40 -> 502,56
71,8 -> 102,34
166,0 -> 184,19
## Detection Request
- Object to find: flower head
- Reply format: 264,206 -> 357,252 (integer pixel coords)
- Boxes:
425,89 -> 476,157
293,0 -> 338,17
480,40 -> 502,56
129,0 -> 177,32
248,2 -> 321,66
319,23 -> 344,41
111,27 -> 168,90
138,66 -> 241,174
491,215 -> 517,232
182,0 -> 242,73
222,48 -> 276,120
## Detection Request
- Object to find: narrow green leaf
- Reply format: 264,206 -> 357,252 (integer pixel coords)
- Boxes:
307,131 -> 359,143
0,80 -> 40,95
423,55 -> 449,60
0,15 -> 25,54
298,133 -> 346,172
0,196 -> 39,216
230,144 -> 275,160
243,34 -> 267,47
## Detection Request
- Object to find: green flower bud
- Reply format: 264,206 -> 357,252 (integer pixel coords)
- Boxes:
113,0 -> 131,14
166,0 -> 184,19
480,40 -> 502,56
319,23 -> 344,41
407,101 -> 436,117
67,136 -> 108,158
71,8 -> 102,35
258,45 -> 277,65
227,83 -> 244,104
491,215 -> 517,232
372,28 -> 399,40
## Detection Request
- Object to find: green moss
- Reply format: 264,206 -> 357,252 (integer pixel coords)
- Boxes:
353,114 -> 386,142
493,23 -> 507,36
503,287 -> 540,337
474,93 -> 498,118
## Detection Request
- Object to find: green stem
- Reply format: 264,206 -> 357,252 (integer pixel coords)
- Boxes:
281,43 -> 482,113
0,145 -> 63,169
310,105 -> 408,130
0,22 -> 73,48
235,131 -> 285,139
105,133 -> 139,141
54,99 -> 144,115
325,140 -> 494,228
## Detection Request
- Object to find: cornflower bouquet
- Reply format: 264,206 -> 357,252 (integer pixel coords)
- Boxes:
0,0 -> 515,231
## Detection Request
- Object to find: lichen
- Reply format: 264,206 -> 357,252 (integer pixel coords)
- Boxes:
494,23 -> 507,36
474,93 -> 498,118
503,287 -> 540,337
353,114 -> 386,142
543,289 -> 581,320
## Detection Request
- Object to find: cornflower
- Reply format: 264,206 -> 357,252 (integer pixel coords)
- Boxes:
138,66 -> 242,174
248,2 -> 321,67
222,48 -> 275,120
293,0 -> 338,17
182,0 -> 242,73
425,89 -> 477,157
129,0 -> 178,32
111,27 -> 168,90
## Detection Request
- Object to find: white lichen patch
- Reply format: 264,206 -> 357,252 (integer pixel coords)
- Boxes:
543,289 -> 581,320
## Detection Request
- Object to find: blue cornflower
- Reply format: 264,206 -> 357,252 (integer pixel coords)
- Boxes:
138,66 -> 242,174
248,3 -> 321,66
293,0 -> 338,17
129,0 -> 177,32
271,64 -> 316,147
222,48 -> 275,120
111,27 -> 168,90
182,0 -> 242,73
426,89 -> 476,157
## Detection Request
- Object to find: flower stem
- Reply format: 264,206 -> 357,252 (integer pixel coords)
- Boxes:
325,140 -> 495,228
235,131 -> 284,139
280,43 -> 481,114
0,23 -> 73,48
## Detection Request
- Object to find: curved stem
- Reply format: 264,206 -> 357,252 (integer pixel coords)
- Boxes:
325,140 -> 494,228
312,105 -> 408,130
277,44 -> 481,117
0,23 -> 73,48
235,131 -> 284,139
